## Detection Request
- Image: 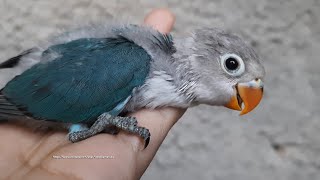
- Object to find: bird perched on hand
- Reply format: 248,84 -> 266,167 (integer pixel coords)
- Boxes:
0,24 -> 265,148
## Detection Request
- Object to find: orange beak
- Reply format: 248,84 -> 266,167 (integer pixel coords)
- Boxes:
224,79 -> 264,115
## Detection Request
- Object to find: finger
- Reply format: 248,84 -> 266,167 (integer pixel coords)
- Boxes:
144,8 -> 175,34
131,107 -> 185,177
120,8 -> 177,150
116,8 -> 186,177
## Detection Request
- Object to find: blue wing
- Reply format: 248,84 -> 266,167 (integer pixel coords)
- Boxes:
2,37 -> 151,123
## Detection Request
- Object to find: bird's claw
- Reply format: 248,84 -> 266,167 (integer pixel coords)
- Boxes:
134,126 -> 150,149
68,131 -> 84,143
67,115 -> 151,149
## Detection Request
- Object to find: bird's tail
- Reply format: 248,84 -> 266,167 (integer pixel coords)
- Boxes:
0,93 -> 24,120
0,49 -> 35,69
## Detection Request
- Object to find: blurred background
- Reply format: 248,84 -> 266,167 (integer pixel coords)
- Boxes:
0,0 -> 319,179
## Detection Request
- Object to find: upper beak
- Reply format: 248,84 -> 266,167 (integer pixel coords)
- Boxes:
224,79 -> 264,115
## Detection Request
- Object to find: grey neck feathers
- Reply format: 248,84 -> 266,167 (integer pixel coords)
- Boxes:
126,37 -> 199,111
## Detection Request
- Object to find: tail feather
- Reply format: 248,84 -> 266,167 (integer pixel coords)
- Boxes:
0,93 -> 24,119
0,102 -> 14,106
0,48 -> 35,69
0,105 -> 21,111
0,98 -> 7,102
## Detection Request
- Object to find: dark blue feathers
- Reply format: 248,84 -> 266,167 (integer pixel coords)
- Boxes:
2,37 -> 151,123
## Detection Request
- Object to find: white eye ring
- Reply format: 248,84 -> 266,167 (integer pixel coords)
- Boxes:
220,53 -> 245,77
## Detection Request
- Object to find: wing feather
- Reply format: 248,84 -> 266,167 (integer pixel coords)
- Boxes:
2,37 -> 151,123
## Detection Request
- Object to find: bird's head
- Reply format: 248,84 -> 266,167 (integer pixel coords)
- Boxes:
183,28 -> 265,115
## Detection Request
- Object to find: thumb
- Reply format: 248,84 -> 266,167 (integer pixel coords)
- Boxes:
143,8 -> 176,34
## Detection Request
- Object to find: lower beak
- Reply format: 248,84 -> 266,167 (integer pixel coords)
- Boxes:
224,79 -> 264,115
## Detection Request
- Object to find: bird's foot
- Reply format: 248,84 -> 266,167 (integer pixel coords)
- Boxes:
68,113 -> 150,148
68,124 -> 89,133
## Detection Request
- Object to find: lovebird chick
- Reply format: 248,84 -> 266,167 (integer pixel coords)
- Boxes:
0,24 -> 265,148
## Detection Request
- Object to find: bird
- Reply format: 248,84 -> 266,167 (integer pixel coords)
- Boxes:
0,24 -> 265,148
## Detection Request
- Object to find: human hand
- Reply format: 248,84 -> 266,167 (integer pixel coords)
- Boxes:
0,9 -> 185,180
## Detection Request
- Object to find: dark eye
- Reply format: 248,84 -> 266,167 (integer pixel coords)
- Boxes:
220,54 -> 245,76
225,58 -> 239,71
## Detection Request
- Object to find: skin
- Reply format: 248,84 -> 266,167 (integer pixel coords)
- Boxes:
0,9 -> 186,180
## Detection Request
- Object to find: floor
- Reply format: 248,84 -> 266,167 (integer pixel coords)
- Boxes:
0,0 -> 319,179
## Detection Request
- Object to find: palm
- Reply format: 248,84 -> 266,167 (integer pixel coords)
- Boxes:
0,116 -> 141,179
0,108 -> 184,180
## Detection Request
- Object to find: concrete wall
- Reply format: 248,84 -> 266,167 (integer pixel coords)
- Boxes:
0,0 -> 319,179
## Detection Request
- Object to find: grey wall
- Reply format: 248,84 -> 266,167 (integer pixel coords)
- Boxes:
0,0 -> 319,179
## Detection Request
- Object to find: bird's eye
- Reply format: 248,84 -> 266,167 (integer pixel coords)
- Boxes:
220,53 -> 245,76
